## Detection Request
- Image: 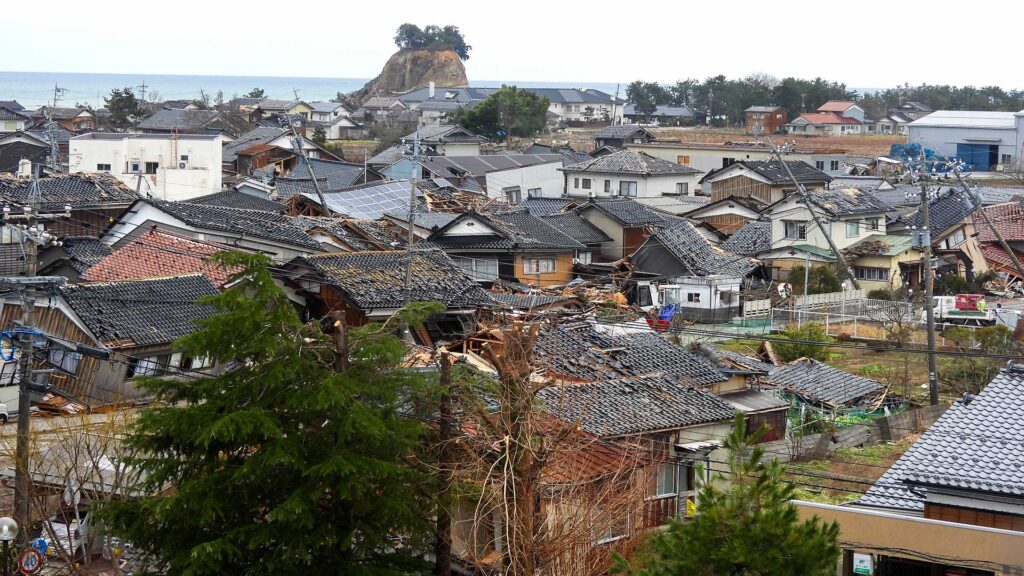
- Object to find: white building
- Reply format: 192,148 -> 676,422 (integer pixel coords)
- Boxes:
484,162 -> 564,201
69,133 -> 225,201
908,110 -> 1024,172
625,141 -> 861,181
561,150 -> 702,199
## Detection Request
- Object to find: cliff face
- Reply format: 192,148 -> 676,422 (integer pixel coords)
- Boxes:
354,49 -> 468,102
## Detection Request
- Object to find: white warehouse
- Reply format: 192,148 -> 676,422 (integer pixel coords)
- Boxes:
907,110 -> 1024,172
69,133 -> 225,201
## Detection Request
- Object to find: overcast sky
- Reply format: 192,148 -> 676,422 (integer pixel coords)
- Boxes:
3,0 -> 1021,89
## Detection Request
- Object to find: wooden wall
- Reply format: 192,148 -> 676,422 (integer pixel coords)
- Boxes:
925,503 -> 1024,532
710,176 -> 779,204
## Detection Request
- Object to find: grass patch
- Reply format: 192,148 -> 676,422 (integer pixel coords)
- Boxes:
833,441 -> 912,466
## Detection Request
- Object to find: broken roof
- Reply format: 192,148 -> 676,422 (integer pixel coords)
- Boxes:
285,158 -> 372,191
0,173 -> 137,210
188,190 -> 285,212
700,159 -> 831,185
82,230 -> 238,288
635,220 -> 760,277
975,201 -> 1024,243
593,125 -> 655,140
858,365 -> 1024,513
801,188 -> 895,217
142,199 -> 326,250
421,211 -> 585,252
57,236 -> 112,274
419,154 -> 565,177
720,220 -> 771,256
541,212 -> 612,245
561,150 -> 700,176
768,358 -> 884,408
901,190 -> 977,238
537,374 -> 736,437
290,250 -> 494,311
61,275 -> 219,348
578,197 -> 665,227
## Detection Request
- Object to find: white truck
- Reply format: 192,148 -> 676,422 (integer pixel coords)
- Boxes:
925,294 -> 996,326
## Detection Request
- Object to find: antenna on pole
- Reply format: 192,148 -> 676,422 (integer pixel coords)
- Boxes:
293,88 -> 301,100
45,84 -> 68,174
136,80 -> 149,102
404,128 -> 422,305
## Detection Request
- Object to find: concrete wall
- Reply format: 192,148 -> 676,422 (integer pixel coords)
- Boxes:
69,134 -> 224,201
485,162 -> 564,199
441,142 -> 481,156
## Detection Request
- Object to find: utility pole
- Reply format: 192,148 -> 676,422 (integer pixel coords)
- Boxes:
45,85 -> 67,174
918,151 -> 939,406
403,129 -> 421,304
283,116 -> 329,212
771,141 -> 861,289
434,350 -> 454,576
136,81 -> 148,103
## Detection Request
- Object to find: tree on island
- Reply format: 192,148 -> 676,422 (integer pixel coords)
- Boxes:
244,87 -> 265,98
393,23 -> 472,60
447,85 -> 549,140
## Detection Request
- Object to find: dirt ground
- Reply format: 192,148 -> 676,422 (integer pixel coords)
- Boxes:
786,438 -> 918,505
534,126 -> 904,157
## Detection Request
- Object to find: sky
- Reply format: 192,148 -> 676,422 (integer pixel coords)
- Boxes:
2,0 -> 1022,89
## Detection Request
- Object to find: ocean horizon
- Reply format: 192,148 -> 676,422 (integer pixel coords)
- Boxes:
0,70 -> 626,109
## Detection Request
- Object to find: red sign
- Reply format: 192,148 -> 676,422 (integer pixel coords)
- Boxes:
17,548 -> 42,575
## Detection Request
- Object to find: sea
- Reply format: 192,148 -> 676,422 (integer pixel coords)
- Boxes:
0,71 -> 625,108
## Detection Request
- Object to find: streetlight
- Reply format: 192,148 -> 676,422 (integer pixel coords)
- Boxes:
0,516 -> 17,576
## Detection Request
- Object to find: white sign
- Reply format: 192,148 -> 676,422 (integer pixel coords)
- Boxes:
853,553 -> 873,575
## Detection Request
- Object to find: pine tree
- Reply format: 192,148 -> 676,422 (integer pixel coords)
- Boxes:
613,415 -> 841,576
101,253 -> 434,575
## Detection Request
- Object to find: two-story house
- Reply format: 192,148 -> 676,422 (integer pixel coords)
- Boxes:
561,150 -> 702,198
888,190 -> 987,283
699,159 -> 831,204
744,105 -> 788,134
786,100 -> 867,136
0,107 -> 29,133
758,188 -> 920,290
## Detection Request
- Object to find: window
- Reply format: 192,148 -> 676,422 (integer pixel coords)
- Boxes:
96,163 -> 111,171
181,355 -> 213,370
784,221 -> 807,240
854,267 -> 889,281
868,218 -> 879,231
722,157 -> 736,168
687,292 -> 701,303
453,257 -> 499,282
523,257 -> 556,275
127,357 -> 161,378
1,228 -> 15,244
846,220 -> 860,237
180,155 -> 189,162
573,177 -> 580,189
592,507 -> 630,544
648,463 -> 676,498
677,155 -> 690,165
618,181 -> 637,197
47,349 -> 82,375
604,180 -> 611,194
830,160 -> 840,171
129,162 -> 140,173
503,186 -> 522,205
943,228 -> 966,249
815,160 -> 825,170
527,187 -> 542,198
581,178 -> 592,190
577,251 -> 592,265
144,161 -> 159,174
675,182 -> 688,195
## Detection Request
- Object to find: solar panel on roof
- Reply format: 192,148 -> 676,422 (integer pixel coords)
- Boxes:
304,181 -> 419,220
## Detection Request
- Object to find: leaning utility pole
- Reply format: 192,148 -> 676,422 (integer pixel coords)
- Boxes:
770,141 -> 861,289
918,151 -> 939,406
283,115 -> 329,212
951,166 -> 1024,280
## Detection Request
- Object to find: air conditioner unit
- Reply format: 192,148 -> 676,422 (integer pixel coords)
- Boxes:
995,164 -> 1005,172
179,162 -> 187,169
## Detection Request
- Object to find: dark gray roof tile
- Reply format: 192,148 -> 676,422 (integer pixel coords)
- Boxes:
720,220 -> 771,256
768,358 -> 884,407
562,150 -> 700,176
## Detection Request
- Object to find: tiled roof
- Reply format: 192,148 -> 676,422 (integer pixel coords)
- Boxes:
804,188 -> 894,217
537,374 -> 736,437
767,358 -> 884,408
147,200 -> 325,250
793,112 -> 860,125
816,100 -> 857,113
330,219 -> 407,249
844,235 -> 915,257
634,195 -> 710,215
975,201 -> 1024,242
690,344 -> 776,373
828,176 -> 887,191
137,108 -> 221,131
419,154 -> 565,176
286,158 -> 368,191
383,210 -> 458,230
623,104 -> 698,118
223,127 -> 287,162
82,230 -> 238,287
488,292 -> 574,310
720,220 -> 771,256
188,190 -> 285,212
638,220 -> 760,277
0,173 -> 138,210
293,250 -> 494,310
980,244 -> 1024,277
593,125 -> 654,139
367,144 -> 403,166
0,107 -> 28,121
421,212 -> 584,252
561,150 -> 700,176
534,322 -> 728,387
60,236 -> 112,274
701,160 -> 830,185
858,365 -> 1024,512
401,124 -> 486,143
541,212 -> 612,245
517,197 -> 576,216
60,275 -> 219,348
901,190 -> 977,238
0,101 -> 24,111
745,105 -> 784,113
579,198 -> 665,227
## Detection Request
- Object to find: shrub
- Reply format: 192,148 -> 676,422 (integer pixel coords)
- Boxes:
774,322 -> 834,362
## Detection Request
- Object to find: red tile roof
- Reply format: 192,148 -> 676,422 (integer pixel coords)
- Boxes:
81,229 -> 239,287
975,202 -> 1024,242
795,112 -> 861,125
816,100 -> 857,113
980,244 -> 1024,279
